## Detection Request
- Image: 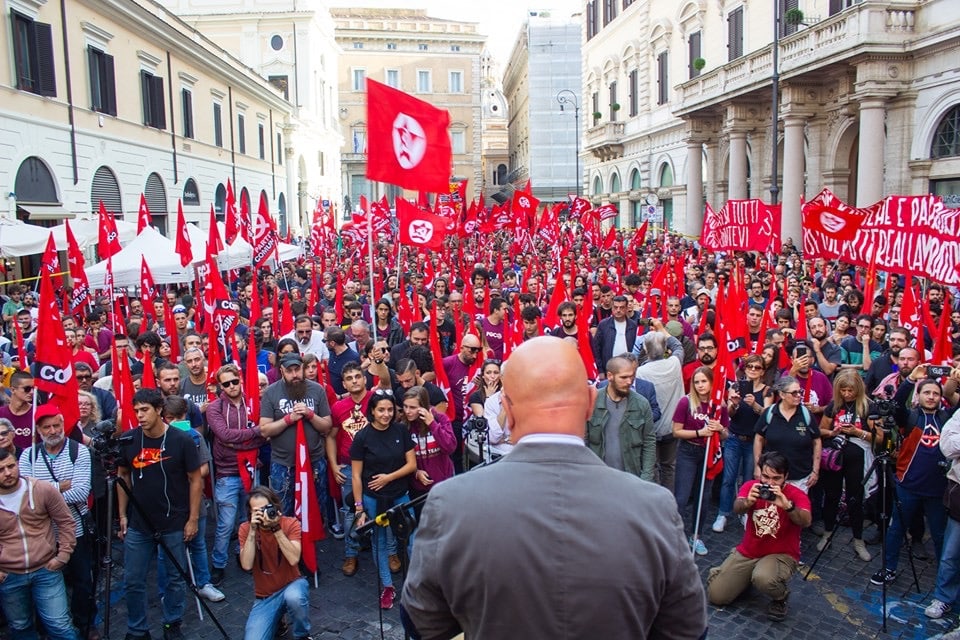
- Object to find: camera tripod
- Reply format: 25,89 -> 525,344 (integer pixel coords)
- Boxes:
98,469 -> 229,639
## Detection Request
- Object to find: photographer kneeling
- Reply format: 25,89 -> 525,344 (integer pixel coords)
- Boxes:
707,451 -> 811,622
239,487 -> 313,640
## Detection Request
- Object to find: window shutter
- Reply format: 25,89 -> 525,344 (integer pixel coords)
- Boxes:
182,90 -> 193,138
689,31 -> 701,79
103,53 -> 116,116
151,75 -> 165,129
141,71 -> 150,125
35,21 -> 56,97
87,47 -> 100,110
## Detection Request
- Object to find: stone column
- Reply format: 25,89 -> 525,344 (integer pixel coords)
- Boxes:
856,98 -> 886,206
728,131 -> 748,200
781,115 -> 806,247
285,144 -> 297,232
685,139 -> 703,236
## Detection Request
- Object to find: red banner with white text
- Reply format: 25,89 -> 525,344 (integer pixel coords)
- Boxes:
701,199 -> 781,253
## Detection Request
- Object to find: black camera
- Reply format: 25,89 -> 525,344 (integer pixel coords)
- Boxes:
88,419 -> 133,471
758,484 -> 776,501
464,415 -> 488,434
261,504 -> 278,520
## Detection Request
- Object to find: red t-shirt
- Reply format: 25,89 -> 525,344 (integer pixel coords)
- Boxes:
331,391 -> 372,465
238,517 -> 302,598
736,480 -> 810,561
72,349 -> 99,372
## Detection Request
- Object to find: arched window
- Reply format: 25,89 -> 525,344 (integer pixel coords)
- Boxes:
214,183 -> 226,216
14,157 -> 58,204
659,163 -> 674,187
932,105 -> 960,159
495,164 -> 507,186
630,168 -> 641,190
182,178 -> 200,206
592,176 -> 603,195
610,172 -> 621,194
278,193 -> 287,236
91,166 -> 122,215
144,172 -> 167,235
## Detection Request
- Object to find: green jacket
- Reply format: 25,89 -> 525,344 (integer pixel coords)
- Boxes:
586,390 -> 656,481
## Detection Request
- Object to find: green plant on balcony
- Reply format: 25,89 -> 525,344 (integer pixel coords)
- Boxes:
693,57 -> 706,71
784,8 -> 804,26
610,103 -> 620,111
592,111 -> 603,121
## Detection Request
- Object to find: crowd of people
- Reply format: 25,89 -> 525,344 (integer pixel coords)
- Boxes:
0,227 -> 959,638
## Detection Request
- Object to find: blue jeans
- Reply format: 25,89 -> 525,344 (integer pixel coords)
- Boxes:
362,493 -> 413,588
213,476 -> 248,569
674,441 -> 711,536
934,517 -> 960,604
883,482 -> 947,571
124,527 -> 187,634
270,459 -> 328,519
0,567 -> 78,639
338,465 -> 360,558
158,508 -> 210,590
243,577 -> 310,640
719,437 -> 754,515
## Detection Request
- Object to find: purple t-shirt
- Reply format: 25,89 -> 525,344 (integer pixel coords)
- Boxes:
671,397 -> 730,447
479,316 -> 505,360
0,406 -> 35,451
788,370 -> 833,409
442,354 -> 472,422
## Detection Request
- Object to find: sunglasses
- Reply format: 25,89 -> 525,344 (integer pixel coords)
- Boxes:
783,390 -> 803,397
18,385 -> 34,393
745,364 -> 763,370
0,431 -> 10,437
220,379 -> 241,388
463,346 -> 482,354
373,389 -> 395,396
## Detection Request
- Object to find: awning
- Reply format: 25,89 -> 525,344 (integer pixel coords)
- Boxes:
17,203 -> 76,220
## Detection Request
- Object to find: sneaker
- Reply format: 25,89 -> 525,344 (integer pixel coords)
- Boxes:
767,598 -> 788,621
870,568 -> 896,586
198,583 -> 225,602
162,623 -> 185,640
210,567 -> 224,587
711,515 -> 727,533
816,532 -> 831,552
329,523 -> 345,540
852,539 -> 872,562
925,599 -> 951,619
389,554 -> 402,573
380,585 -> 396,610
691,538 -> 708,556
811,520 -> 826,536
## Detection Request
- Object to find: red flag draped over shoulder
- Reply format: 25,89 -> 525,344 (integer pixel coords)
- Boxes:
35,270 -> 80,435
365,79 -> 451,193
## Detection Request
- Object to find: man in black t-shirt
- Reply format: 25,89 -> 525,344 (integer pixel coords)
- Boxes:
118,388 -> 203,640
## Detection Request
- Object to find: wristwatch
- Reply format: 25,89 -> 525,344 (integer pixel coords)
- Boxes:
785,501 -> 796,513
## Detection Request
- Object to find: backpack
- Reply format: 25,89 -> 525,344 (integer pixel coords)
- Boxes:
762,404 -> 812,430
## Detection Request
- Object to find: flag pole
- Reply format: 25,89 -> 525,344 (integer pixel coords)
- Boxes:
368,190 -> 378,342
691,437 -> 711,556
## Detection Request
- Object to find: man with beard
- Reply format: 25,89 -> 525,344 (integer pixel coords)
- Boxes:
592,296 -> 638,379
259,353 -> 332,516
586,356 -> 656,481
550,302 -> 579,340
157,362 -> 203,430
807,317 -> 841,379
665,296 -> 696,341
179,348 -> 209,410
872,346 -> 922,401
20,404 -> 97,639
865,327 -> 911,394
683,333 -> 719,390
283,314 -> 330,361
443,335 -> 483,472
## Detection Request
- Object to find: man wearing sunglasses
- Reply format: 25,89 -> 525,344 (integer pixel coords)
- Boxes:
442,335 -> 483,473
0,371 -> 35,451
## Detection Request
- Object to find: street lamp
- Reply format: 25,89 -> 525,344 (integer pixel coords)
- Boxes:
557,89 -> 580,197
769,3 -> 781,205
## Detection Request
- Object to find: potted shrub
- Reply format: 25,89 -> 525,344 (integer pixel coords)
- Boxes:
610,103 -> 621,111
785,8 -> 804,26
693,57 -> 706,71
592,111 -> 603,121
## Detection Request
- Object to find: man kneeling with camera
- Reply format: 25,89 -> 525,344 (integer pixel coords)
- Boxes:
706,451 -> 811,621
239,487 -> 313,640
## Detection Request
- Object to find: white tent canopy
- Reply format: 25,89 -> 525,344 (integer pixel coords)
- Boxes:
0,216 -> 138,257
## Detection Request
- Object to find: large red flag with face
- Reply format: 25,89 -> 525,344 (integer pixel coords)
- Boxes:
365,79 -> 451,193
64,221 -> 90,315
98,201 -> 122,259
396,198 -> 448,250
35,270 -> 80,436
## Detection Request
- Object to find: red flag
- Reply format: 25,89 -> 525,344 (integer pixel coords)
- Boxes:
141,350 -> 156,389
244,330 -> 261,424
899,274 -> 922,347
593,203 -> 618,222
140,257 -> 156,323
39,232 -> 61,287
396,198 -> 449,250
207,205 -> 224,256
174,200 -> 193,267
802,193 -> 865,243
280,293 -> 294,337
295,421 -> 325,574
224,179 -> 240,244
63,221 -> 90,315
34,270 -> 80,436
113,340 -> 138,431
163,299 -> 180,364
931,297 -> 953,366
97,201 -> 122,259
511,189 -> 540,232
252,192 -> 278,267
601,225 -> 617,251
137,193 -> 152,234
429,301 -> 456,420
365,79 -> 451,193
576,285 -> 598,379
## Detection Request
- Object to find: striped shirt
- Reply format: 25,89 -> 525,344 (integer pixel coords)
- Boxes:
19,441 -> 92,538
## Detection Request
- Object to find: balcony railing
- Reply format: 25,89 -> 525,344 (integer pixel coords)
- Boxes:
584,122 -> 626,160
675,1 -> 918,115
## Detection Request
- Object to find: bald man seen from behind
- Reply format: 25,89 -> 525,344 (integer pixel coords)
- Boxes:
402,336 -> 708,640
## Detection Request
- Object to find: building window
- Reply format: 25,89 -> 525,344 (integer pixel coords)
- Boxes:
213,103 -> 223,147
140,71 -> 166,129
418,43 -> 428,51
451,130 -> 465,154
623,0 -> 634,8
181,89 -> 194,139
829,0 -> 858,16
591,91 -> 599,122
602,0 -> 617,26
495,164 -> 507,186
385,69 -> 400,88
270,35 -> 283,51
258,123 -> 265,159
608,81 -> 618,121
352,127 -> 366,154
586,1 -> 598,39
656,51 -> 669,105
728,7 -> 744,61
688,31 -> 702,79
353,42 -> 363,49
449,70 -> 463,93
628,69 -> 638,117
88,46 -> 116,115
417,70 -> 431,93
451,45 -> 460,52
932,105 -> 960,159
269,75 -> 289,101
277,132 -> 283,164
352,68 -> 366,92
12,11 -> 56,97
237,114 -> 246,154
387,42 -> 397,50
780,0 -> 799,36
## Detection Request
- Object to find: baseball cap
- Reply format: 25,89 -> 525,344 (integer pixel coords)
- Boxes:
665,321 -> 684,338
34,403 -> 62,423
172,304 -> 187,314
696,288 -> 710,298
279,353 -> 303,368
